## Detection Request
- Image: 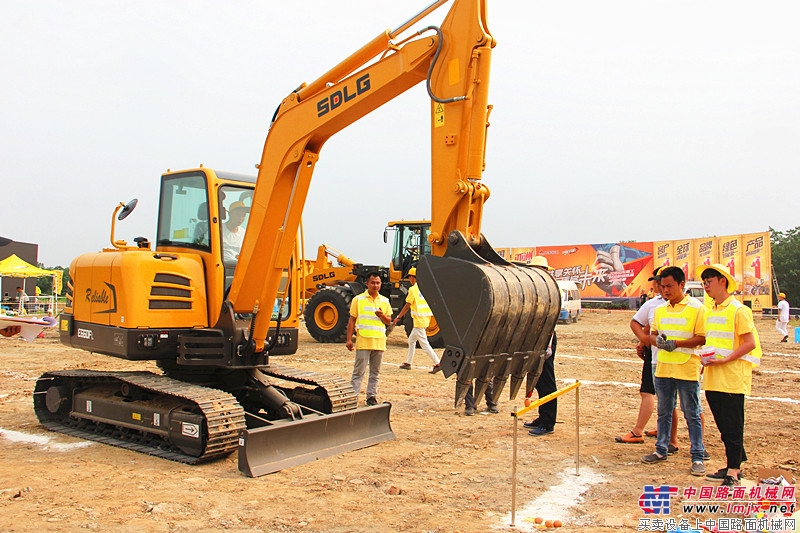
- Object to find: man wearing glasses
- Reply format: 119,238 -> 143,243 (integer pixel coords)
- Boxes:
696,264 -> 761,487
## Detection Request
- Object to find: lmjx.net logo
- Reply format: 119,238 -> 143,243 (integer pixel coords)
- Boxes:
639,485 -> 680,515
637,484 -> 797,533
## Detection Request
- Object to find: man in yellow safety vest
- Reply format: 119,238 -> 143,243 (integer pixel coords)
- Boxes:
392,267 -> 441,374
346,271 -> 393,406
642,266 -> 707,477
697,264 -> 761,487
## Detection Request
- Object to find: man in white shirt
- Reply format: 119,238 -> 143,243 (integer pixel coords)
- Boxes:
222,201 -> 249,264
776,292 -> 790,342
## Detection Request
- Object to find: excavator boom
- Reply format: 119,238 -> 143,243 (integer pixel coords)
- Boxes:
228,0 -> 560,407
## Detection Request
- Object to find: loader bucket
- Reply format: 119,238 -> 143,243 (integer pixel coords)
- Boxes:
238,402 -> 394,477
416,231 -> 560,407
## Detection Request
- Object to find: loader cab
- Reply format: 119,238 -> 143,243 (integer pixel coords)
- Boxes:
385,220 -> 431,283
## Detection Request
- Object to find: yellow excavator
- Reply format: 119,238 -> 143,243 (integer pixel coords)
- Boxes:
36,0 -> 560,477
302,221 -> 444,347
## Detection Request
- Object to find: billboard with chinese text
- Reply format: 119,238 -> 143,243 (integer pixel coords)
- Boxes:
500,230 -> 771,307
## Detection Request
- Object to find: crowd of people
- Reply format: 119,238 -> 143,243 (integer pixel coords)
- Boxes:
345,257 -> 769,489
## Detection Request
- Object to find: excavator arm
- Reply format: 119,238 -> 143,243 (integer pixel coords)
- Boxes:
228,0 -> 560,406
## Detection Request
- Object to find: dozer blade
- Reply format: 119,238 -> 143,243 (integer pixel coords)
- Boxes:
238,402 -> 394,477
417,231 -> 560,407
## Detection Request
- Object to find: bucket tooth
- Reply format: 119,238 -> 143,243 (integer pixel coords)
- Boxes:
509,374 -> 525,400
471,356 -> 501,402
488,356 -> 515,403
454,379 -> 472,408
453,358 -> 477,408
509,352 -> 544,399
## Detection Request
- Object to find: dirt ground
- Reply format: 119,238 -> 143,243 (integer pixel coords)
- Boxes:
1,311 -> 797,533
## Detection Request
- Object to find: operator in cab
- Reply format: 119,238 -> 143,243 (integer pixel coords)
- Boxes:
222,201 -> 249,264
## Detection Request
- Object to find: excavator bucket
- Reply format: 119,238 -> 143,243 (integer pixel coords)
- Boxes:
416,231 -> 560,407
238,402 -> 394,477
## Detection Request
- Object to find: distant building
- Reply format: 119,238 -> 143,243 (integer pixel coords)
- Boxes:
0,238 -> 39,298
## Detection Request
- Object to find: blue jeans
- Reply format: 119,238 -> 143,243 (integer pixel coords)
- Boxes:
654,377 -> 705,462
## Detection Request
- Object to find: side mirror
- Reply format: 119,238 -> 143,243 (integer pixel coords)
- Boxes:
118,198 -> 139,221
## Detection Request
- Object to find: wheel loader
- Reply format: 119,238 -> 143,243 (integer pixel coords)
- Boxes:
35,0 -> 560,477
302,221 -> 444,348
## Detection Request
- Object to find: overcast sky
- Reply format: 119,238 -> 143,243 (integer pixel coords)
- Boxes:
2,1 -> 797,268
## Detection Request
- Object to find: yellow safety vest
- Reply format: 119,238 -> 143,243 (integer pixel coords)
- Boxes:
655,298 -> 703,365
355,292 -> 389,338
408,284 -> 433,329
704,299 -> 762,366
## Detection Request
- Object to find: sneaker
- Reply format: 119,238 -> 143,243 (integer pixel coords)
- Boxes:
644,429 -> 658,437
781,336 -> 788,343
487,406 -> 500,414
366,396 -> 378,406
703,450 -> 711,461
523,418 -> 541,429
721,475 -> 740,487
667,444 -> 679,455
615,431 -> 644,444
465,407 -> 476,416
707,468 -> 742,481
641,452 -> 667,464
399,363 -> 412,370
529,426 -> 554,437
691,461 -> 706,476
429,364 -> 442,374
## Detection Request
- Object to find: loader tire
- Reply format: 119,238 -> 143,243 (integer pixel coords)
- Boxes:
304,286 -> 353,343
403,315 -> 444,349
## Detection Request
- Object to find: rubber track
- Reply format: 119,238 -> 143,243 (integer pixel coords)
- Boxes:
34,370 -> 245,464
262,363 -> 357,412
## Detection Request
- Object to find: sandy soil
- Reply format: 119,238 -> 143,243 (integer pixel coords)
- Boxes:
0,311 -> 797,533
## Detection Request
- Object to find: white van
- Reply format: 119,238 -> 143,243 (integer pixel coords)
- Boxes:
557,280 -> 581,323
684,281 -> 712,306
684,281 -> 705,300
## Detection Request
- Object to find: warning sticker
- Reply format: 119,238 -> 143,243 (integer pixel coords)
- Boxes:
434,103 -> 445,128
181,422 -> 200,438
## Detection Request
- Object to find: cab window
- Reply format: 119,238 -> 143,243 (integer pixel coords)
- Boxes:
157,172 -> 210,250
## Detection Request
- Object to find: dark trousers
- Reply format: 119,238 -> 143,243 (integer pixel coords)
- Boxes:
465,379 -> 496,410
534,353 -> 557,429
705,390 -> 748,469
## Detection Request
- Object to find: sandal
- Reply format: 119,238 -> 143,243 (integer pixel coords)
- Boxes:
615,431 -> 644,444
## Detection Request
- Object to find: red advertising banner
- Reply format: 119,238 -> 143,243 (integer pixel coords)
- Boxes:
535,243 -> 654,298
495,230 -> 770,305
510,247 -> 535,264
